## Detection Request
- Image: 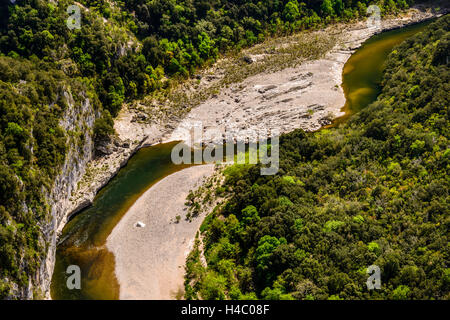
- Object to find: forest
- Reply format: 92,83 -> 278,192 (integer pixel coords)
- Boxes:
185,15 -> 449,300
0,0 -> 429,298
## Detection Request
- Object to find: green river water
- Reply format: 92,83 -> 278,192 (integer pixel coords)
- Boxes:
50,20 -> 432,300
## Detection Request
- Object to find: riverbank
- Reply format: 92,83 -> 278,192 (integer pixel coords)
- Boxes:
106,164 -> 216,299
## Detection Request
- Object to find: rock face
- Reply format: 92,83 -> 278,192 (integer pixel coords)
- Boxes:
37,89 -> 96,299
18,87 -> 148,299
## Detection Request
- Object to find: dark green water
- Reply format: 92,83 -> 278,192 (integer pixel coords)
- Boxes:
50,20 -> 432,300
334,20 -> 432,125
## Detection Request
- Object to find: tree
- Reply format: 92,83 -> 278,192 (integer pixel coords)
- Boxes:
241,205 -> 260,226
256,235 -> 286,272
321,0 -> 334,17
333,0 -> 344,16
283,1 -> 301,23
200,272 -> 227,300
94,111 -> 114,142
392,285 -> 410,300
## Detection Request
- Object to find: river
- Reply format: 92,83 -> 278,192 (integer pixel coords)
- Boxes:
50,19 -> 432,300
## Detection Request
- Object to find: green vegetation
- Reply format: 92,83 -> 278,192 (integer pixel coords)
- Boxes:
0,55 -> 98,297
0,0 -> 427,299
185,16 -> 449,300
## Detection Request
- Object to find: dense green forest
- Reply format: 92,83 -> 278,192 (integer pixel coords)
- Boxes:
185,16 -> 449,300
0,0 -> 425,298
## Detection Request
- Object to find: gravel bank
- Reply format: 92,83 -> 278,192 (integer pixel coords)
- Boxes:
106,165 -> 215,299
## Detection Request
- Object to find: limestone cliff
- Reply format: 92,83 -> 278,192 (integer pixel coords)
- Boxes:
37,90 -> 96,299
